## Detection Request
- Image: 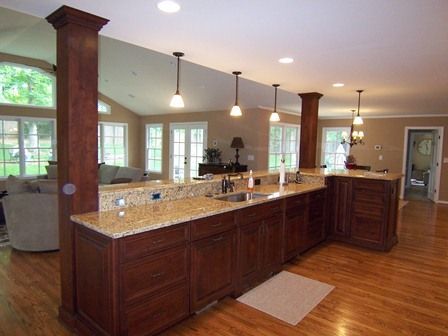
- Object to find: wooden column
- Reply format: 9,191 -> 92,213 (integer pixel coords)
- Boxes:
298,92 -> 323,168
46,6 -> 108,326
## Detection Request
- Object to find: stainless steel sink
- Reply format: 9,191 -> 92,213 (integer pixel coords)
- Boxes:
214,192 -> 271,202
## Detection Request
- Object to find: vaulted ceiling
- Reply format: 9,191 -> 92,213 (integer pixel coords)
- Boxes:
0,1 -> 447,118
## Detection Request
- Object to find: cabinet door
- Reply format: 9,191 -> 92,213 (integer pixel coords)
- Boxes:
238,220 -> 263,292
332,177 -> 352,237
284,195 -> 307,261
262,215 -> 283,277
190,230 -> 236,311
306,190 -> 327,250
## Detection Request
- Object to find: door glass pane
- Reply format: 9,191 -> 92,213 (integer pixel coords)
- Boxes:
172,129 -> 186,180
190,128 -> 204,178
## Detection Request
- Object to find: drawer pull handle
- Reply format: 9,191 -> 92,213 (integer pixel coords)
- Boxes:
151,272 -> 165,278
211,222 -> 223,227
152,238 -> 165,245
212,236 -> 224,242
247,213 -> 257,217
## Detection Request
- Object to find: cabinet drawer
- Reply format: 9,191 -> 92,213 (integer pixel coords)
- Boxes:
191,212 -> 235,241
119,224 -> 189,262
237,201 -> 281,225
353,179 -> 386,194
286,194 -> 308,210
123,284 -> 189,336
121,246 -> 188,304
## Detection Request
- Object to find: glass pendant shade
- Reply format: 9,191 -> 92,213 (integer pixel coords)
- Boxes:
230,105 -> 242,117
352,130 -> 359,138
270,112 -> 280,122
170,92 -> 184,108
358,131 -> 365,138
353,115 -> 363,125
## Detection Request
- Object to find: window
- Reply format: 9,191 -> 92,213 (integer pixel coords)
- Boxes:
321,127 -> 350,169
0,63 -> 55,108
0,117 -> 56,177
146,124 -> 163,173
268,123 -> 300,169
98,122 -> 128,166
98,100 -> 111,114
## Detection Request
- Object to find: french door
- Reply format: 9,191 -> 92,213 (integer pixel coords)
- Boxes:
169,122 -> 207,180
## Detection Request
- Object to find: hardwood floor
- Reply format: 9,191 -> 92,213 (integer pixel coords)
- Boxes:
1,200 -> 447,336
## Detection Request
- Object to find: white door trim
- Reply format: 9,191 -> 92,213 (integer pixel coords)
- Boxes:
401,126 -> 444,201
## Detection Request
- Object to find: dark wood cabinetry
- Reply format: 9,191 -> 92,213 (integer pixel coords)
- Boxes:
283,190 -> 327,262
190,212 -> 236,312
237,201 -> 283,293
198,163 -> 247,176
328,176 -> 398,251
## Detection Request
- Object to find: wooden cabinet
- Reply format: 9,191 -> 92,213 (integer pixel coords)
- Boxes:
331,177 -> 352,238
284,194 -> 308,261
190,212 -> 236,312
328,176 -> 399,251
237,201 -> 283,293
283,190 -> 327,262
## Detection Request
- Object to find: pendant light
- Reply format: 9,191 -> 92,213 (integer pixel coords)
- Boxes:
270,84 -> 280,122
353,89 -> 364,125
170,51 -> 185,108
230,71 -> 242,117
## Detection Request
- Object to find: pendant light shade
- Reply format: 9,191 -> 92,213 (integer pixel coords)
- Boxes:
230,71 -> 242,117
170,52 -> 184,108
353,89 -> 364,125
270,84 -> 280,122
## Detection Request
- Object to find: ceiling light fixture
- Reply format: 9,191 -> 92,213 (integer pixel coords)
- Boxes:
157,0 -> 181,13
353,90 -> 364,125
270,84 -> 280,122
278,57 -> 294,64
170,51 -> 185,108
332,83 -> 344,87
341,90 -> 366,147
230,71 -> 242,117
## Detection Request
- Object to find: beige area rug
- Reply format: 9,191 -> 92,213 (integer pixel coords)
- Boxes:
237,271 -> 334,325
399,200 -> 409,210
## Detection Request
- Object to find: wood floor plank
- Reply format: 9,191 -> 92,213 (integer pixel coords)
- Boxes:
0,200 -> 447,335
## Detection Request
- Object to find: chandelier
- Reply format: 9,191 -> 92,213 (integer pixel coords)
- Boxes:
341,90 -> 365,147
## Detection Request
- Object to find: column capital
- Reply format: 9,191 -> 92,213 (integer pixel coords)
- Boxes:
46,5 -> 109,31
298,92 -> 324,100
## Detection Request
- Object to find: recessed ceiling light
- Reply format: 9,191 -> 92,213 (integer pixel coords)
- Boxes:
278,57 -> 294,64
157,0 -> 181,13
332,83 -> 345,87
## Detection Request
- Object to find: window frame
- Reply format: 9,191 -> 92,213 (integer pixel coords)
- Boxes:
98,121 -> 128,166
0,62 -> 56,109
145,123 -> 163,173
268,122 -> 300,170
0,116 -> 57,178
321,127 -> 351,169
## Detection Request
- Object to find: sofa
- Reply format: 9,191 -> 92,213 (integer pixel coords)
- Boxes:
45,163 -> 144,184
3,176 -> 59,252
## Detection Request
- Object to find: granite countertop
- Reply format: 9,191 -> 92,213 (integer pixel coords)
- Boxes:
73,183 -> 325,239
297,168 -> 403,181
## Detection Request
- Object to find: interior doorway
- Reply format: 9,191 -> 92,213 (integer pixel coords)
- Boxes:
401,127 -> 443,202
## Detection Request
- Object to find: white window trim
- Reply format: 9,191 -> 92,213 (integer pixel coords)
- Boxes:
321,127 -> 351,169
145,123 -> 163,173
98,121 -> 128,166
0,62 -> 56,109
268,122 -> 300,169
0,116 -> 57,178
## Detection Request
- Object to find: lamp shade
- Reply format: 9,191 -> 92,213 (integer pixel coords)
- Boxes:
230,137 -> 244,149
170,92 -> 184,108
230,105 -> 242,117
353,115 -> 363,125
270,112 -> 280,122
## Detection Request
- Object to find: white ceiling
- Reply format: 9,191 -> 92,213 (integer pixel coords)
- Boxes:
0,0 -> 447,118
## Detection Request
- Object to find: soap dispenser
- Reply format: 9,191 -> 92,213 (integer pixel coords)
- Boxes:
279,156 -> 286,185
247,170 -> 254,193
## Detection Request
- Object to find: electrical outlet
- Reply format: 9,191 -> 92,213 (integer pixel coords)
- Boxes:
248,154 -> 255,161
151,192 -> 161,200
212,139 -> 218,147
379,155 -> 383,161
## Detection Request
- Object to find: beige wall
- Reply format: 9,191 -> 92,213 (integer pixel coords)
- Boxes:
317,117 -> 448,201
140,108 -> 300,180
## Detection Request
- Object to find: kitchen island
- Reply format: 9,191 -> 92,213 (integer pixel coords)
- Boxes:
70,170 -> 401,336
